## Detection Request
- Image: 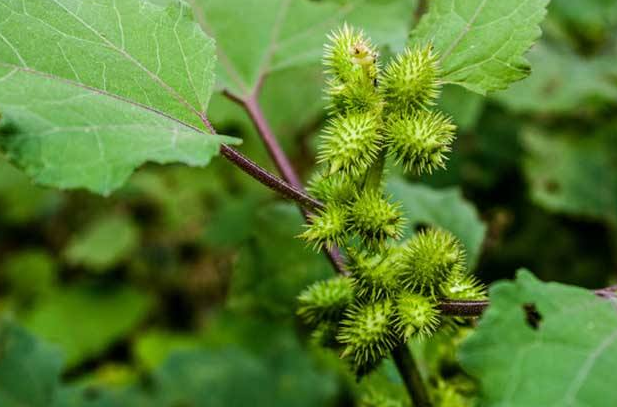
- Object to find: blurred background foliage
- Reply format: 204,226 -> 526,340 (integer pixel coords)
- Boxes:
1,0 -> 616,405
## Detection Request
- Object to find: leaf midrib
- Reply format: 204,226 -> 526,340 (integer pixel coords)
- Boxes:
0,63 -> 234,144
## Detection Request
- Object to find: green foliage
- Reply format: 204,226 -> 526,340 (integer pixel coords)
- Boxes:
22,285 -> 152,367
388,179 -> 486,270
0,320 -> 62,407
460,270 -> 617,407
0,0 -> 239,195
411,0 -> 550,94
521,129 -> 617,225
64,214 -> 139,272
3,0 -> 616,406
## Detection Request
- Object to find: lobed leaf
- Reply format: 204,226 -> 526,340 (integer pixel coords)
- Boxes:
460,270 -> 617,407
410,0 -> 549,94
0,0 -> 239,195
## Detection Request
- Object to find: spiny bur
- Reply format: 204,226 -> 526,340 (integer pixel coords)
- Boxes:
348,190 -> 405,247
307,171 -> 358,205
440,269 -> 487,300
297,276 -> 355,325
338,300 -> 398,367
395,293 -> 440,340
400,228 -> 466,297
385,110 -> 455,175
324,24 -> 381,115
348,247 -> 404,301
317,112 -> 382,176
381,43 -> 441,112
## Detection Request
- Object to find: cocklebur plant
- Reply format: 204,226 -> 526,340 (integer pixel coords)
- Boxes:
297,25 -> 486,377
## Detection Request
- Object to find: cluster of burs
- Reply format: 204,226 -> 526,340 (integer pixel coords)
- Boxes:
297,25 -> 486,375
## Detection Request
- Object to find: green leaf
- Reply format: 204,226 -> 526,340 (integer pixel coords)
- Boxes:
0,320 -> 63,407
22,285 -> 152,367
388,177 -> 486,270
2,250 -> 57,298
460,270 -> 617,407
494,43 -> 617,114
0,0 -> 239,195
64,214 -> 139,272
0,157 -> 64,224
522,129 -> 617,224
410,0 -> 549,94
228,203 -> 331,316
192,0 -> 415,98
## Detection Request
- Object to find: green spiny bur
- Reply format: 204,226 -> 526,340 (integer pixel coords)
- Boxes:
297,276 -> 355,325
297,24 -> 486,377
348,190 -> 405,247
318,112 -> 383,176
385,110 -> 456,175
440,269 -> 487,300
394,293 -> 440,340
338,300 -> 398,366
300,204 -> 349,251
307,170 -> 359,205
381,44 -> 441,113
400,228 -> 466,298
348,247 -> 404,301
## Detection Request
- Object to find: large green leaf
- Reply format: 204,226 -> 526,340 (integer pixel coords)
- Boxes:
0,320 -> 63,407
494,43 -> 617,114
388,177 -> 486,270
522,129 -> 617,225
410,0 -> 549,94
191,0 -> 415,98
0,0 -> 239,195
460,270 -> 617,407
23,285 -> 152,367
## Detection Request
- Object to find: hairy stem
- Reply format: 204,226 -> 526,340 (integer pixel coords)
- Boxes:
219,145 -> 324,211
391,343 -> 433,407
223,91 -> 347,274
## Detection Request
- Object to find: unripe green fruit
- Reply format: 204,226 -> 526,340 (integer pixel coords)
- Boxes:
348,247 -> 405,301
348,190 -> 405,247
381,44 -> 441,112
307,171 -> 358,205
338,300 -> 398,366
440,269 -> 486,300
297,276 -> 355,325
318,112 -> 383,177
395,293 -> 440,340
400,228 -> 466,297
324,23 -> 378,85
300,204 -> 349,250
385,109 -> 455,175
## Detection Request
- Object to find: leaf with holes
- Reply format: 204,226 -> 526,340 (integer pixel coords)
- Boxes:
460,270 -> 617,407
0,0 -> 239,195
410,0 -> 549,94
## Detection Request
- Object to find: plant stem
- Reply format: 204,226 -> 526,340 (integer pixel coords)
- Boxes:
391,343 -> 433,407
243,95 -> 304,189
219,145 -> 324,211
222,91 -> 348,274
